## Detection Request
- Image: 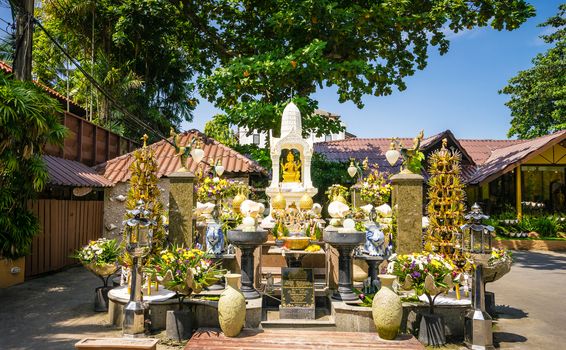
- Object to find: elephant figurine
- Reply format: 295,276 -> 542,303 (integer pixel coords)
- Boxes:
206,222 -> 224,256
363,223 -> 385,256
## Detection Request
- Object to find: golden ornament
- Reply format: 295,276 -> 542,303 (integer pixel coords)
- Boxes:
299,194 -> 314,210
272,193 -> 287,210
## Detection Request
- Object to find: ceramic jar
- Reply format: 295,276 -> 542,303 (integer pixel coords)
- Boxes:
218,273 -> 246,337
372,274 -> 402,340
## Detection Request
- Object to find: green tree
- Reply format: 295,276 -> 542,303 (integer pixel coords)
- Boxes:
31,0 -> 203,140
0,71 -> 67,259
194,0 -> 535,135
501,4 -> 566,139
204,114 -> 238,147
311,153 -> 354,205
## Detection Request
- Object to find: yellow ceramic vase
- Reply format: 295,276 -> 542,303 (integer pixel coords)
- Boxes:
372,274 -> 402,340
218,273 -> 246,337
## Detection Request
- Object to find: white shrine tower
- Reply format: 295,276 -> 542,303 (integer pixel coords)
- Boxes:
265,102 -> 318,207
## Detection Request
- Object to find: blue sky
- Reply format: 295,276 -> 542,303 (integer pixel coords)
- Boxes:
185,1 -> 563,140
1,1 -> 562,140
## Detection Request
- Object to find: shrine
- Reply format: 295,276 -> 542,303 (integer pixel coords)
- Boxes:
265,102 -> 318,209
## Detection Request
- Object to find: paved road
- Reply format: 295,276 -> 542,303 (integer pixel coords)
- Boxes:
490,250 -> 566,349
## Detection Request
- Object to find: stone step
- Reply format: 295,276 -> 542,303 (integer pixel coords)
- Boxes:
261,318 -> 337,331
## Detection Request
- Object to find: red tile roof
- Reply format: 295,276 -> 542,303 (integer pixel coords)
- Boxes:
44,155 -> 112,187
314,129 -> 566,184
458,139 -> 525,165
96,129 -> 267,184
467,130 -> 566,184
313,130 -> 474,173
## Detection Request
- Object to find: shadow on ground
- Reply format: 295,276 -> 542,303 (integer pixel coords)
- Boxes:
509,250 -> 566,270
494,332 -> 528,347
495,305 -> 528,320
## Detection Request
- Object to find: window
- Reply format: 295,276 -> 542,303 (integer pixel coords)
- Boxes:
522,165 -> 566,213
325,134 -> 333,142
252,134 -> 260,145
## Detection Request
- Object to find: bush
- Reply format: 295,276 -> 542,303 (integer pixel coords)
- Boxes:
530,216 -> 560,238
0,72 -> 66,259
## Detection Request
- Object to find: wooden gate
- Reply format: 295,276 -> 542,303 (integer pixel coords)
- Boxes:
25,199 -> 104,278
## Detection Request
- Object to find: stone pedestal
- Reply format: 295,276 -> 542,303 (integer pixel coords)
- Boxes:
391,172 -> 424,255
167,171 -> 195,246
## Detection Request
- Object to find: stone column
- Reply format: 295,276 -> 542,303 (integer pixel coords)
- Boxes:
391,172 -> 424,255
167,171 -> 195,246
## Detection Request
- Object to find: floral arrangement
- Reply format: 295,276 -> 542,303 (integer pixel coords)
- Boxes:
150,246 -> 223,296
359,166 -> 392,206
195,176 -> 246,203
325,184 -> 349,202
75,238 -> 121,267
488,248 -> 512,266
74,238 -> 121,276
388,252 -> 456,313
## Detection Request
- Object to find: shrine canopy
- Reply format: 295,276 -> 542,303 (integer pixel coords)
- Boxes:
266,102 -> 317,208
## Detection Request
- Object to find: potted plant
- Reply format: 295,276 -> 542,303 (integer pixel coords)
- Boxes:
74,238 -> 122,311
150,245 -> 223,340
389,252 -> 456,346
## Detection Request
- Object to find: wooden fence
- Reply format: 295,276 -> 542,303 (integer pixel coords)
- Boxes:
43,112 -> 138,166
25,199 -> 104,278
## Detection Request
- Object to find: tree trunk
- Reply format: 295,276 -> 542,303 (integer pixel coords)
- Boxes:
12,0 -> 34,81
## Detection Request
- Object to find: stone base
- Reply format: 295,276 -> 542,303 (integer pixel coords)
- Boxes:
108,293 -> 262,331
279,306 -> 315,320
332,297 -> 470,340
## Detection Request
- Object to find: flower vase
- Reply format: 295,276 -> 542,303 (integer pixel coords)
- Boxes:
218,273 -> 246,337
372,274 -> 402,340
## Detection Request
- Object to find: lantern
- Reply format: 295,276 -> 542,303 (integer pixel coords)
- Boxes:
347,161 -> 358,178
215,161 -> 225,177
385,141 -> 401,166
123,200 -> 156,337
460,203 -> 494,254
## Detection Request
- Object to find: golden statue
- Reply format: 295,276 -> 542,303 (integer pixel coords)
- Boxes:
281,151 -> 301,182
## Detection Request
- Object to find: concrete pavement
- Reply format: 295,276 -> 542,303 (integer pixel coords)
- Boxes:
490,250 -> 566,349
0,266 -> 182,350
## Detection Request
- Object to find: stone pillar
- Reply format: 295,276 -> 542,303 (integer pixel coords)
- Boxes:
391,172 -> 424,255
167,171 -> 195,246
